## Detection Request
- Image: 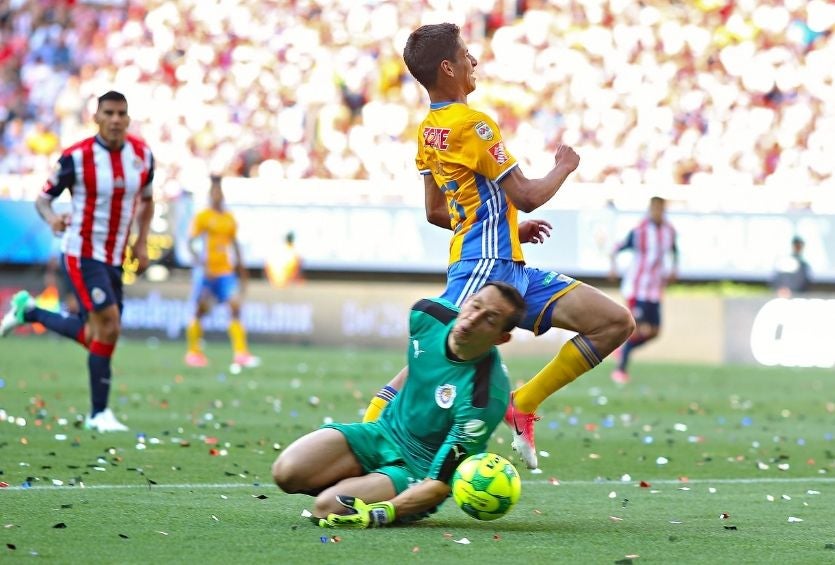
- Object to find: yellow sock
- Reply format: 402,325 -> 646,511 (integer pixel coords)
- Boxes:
186,319 -> 203,354
362,397 -> 388,423
228,319 -> 248,355
513,336 -> 601,413
362,385 -> 398,423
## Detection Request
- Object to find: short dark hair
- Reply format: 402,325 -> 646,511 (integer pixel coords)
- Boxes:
403,23 -> 461,90
650,196 -> 665,205
97,90 -> 127,108
209,174 -> 223,186
482,281 -> 526,331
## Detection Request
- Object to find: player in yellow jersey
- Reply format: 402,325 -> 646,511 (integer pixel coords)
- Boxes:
363,23 -> 635,469
184,175 -> 259,369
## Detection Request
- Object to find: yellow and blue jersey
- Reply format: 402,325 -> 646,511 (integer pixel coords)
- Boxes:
415,102 -> 522,264
190,208 -> 237,278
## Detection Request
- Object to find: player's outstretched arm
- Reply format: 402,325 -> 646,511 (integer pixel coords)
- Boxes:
319,479 -> 449,528
500,144 -> 580,213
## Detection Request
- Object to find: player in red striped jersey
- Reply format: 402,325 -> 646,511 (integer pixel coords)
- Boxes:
609,196 -> 678,384
1,91 -> 154,432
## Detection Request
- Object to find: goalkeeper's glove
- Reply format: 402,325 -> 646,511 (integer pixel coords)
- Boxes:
319,496 -> 395,528
362,385 -> 398,422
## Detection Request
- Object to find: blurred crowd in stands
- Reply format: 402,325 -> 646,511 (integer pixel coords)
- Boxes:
1,0 -> 833,200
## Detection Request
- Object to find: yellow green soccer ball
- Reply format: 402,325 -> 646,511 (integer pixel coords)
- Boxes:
451,452 -> 522,521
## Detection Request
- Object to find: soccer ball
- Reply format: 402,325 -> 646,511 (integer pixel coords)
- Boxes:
451,452 -> 522,521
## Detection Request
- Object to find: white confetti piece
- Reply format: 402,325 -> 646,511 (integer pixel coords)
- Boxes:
708,488 -> 717,494
609,516 -> 623,522
674,423 -> 687,432
766,495 -> 775,502
807,490 -> 821,495
678,487 -> 691,491
301,509 -> 313,518
669,520 -> 683,524
220,495 -> 228,500
781,494 -> 792,501
211,515 -> 219,522
777,463 -> 790,471
787,516 -> 803,523
757,462 -> 769,470
620,474 -> 631,482
156,531 -> 169,536
51,479 -> 63,486
656,456 -> 669,465
650,490 -> 661,494
539,450 -> 550,458
608,491 -> 617,499
453,537 -> 471,545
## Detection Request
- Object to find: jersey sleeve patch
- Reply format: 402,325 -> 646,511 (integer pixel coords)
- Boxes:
412,298 -> 457,324
487,141 -> 509,165
474,121 -> 494,141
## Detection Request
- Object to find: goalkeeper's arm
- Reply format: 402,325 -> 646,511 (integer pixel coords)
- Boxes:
362,385 -> 399,422
320,479 -> 450,528
388,478 -> 450,518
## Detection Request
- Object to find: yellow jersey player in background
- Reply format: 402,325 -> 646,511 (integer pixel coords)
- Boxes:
185,175 -> 260,369
364,23 -> 634,470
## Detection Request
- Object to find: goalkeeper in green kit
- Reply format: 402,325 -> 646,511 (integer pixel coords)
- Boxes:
272,282 -> 525,527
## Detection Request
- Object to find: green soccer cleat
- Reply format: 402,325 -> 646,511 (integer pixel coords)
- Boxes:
0,290 -> 34,337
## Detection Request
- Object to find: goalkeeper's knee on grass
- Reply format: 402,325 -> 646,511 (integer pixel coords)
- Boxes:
362,385 -> 398,422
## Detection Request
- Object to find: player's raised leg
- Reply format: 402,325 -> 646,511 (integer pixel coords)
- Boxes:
508,283 -> 634,468
1,289 -> 87,344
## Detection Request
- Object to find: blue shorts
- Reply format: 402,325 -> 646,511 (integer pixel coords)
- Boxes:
62,255 -> 123,315
628,299 -> 661,327
440,259 -> 580,335
195,271 -> 240,303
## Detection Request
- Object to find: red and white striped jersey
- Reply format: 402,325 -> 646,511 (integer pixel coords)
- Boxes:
40,134 -> 154,266
614,218 -> 677,302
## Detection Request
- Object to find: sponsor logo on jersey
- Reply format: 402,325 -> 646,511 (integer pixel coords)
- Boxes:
412,339 -> 425,358
463,419 -> 487,438
423,127 -> 451,150
435,384 -> 457,409
474,121 -> 494,141
488,141 -> 508,165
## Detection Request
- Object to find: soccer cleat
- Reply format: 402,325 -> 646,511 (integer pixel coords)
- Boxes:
232,353 -> 261,368
504,395 -> 540,470
185,351 -> 209,367
84,408 -> 129,432
0,290 -> 34,337
611,369 -> 630,384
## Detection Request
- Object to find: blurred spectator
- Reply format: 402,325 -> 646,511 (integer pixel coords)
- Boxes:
265,231 -> 304,288
771,235 -> 811,297
0,0 -> 833,198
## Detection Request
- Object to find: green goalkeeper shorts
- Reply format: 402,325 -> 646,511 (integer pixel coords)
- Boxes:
322,421 -> 419,494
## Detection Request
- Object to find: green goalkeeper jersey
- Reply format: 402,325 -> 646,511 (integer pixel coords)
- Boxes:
377,297 -> 511,485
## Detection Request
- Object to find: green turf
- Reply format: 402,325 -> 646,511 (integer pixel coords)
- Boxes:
1,336 -> 833,563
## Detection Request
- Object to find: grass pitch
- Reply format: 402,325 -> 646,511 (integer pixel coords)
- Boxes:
0,336 -> 833,564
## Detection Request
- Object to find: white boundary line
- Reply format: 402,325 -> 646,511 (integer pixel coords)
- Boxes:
3,476 -> 832,492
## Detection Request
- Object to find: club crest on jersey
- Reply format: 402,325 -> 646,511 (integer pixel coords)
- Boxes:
474,121 -> 494,141
435,384 -> 457,409
90,287 -> 107,305
488,141 -> 508,165
423,127 -> 451,150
